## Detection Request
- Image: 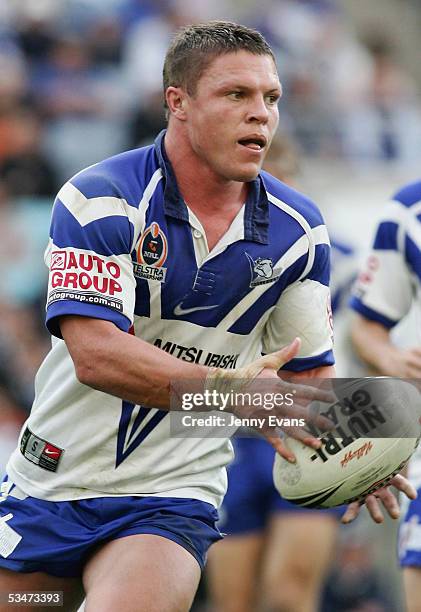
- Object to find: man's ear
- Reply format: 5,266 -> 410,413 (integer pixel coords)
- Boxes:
165,87 -> 188,120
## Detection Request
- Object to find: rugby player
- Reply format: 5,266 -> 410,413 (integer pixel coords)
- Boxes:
0,22 -> 415,612
350,179 -> 421,612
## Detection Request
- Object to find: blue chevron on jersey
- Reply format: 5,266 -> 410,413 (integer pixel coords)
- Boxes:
116,402 -> 168,467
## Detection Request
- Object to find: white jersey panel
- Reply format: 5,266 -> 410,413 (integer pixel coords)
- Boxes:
263,279 -> 332,357
353,250 -> 414,322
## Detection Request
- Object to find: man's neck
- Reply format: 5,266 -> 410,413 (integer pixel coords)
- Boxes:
164,128 -> 248,218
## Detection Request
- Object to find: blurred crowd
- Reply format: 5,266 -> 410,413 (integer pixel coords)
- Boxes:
0,1 -> 421,609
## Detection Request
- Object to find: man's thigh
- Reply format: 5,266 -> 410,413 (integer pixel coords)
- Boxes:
260,513 -> 337,611
403,567 -> 421,612
262,512 -> 338,580
0,568 -> 84,612
83,534 -> 201,612
206,533 -> 264,612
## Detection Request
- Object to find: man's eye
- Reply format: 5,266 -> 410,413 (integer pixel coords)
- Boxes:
266,95 -> 280,105
228,91 -> 243,100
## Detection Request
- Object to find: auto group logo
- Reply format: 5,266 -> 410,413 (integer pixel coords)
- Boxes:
51,251 -> 67,270
47,248 -> 124,313
134,222 -> 168,282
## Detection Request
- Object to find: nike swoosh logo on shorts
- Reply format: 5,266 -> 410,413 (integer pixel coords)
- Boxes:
173,303 -> 219,316
44,449 -> 59,455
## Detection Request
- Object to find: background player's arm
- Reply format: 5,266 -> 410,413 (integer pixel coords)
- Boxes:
351,314 -> 421,377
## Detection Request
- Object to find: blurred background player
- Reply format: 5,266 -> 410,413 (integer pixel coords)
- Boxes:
349,178 -> 421,612
206,137 -> 355,612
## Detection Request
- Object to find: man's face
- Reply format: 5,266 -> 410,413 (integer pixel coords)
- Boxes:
182,51 -> 281,182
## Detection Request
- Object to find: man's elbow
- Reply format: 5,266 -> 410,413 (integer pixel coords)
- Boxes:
73,354 -> 101,388
70,343 -> 109,389
60,316 -> 118,388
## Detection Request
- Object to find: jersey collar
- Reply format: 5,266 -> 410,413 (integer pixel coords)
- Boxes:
154,130 -> 269,244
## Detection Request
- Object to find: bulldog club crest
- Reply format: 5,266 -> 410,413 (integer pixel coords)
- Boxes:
246,253 -> 283,287
134,222 -> 168,282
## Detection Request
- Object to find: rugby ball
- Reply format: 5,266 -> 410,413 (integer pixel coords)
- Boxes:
273,378 -> 421,508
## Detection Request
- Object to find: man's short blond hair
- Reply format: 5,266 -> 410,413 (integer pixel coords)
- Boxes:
163,21 -> 276,117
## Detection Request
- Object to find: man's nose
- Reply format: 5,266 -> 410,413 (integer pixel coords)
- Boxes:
246,95 -> 270,123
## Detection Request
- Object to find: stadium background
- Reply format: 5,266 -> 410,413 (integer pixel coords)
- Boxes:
0,1 -> 420,610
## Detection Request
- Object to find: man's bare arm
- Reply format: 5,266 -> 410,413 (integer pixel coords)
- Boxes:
60,316 -> 208,409
351,313 -> 421,377
60,317 -> 317,413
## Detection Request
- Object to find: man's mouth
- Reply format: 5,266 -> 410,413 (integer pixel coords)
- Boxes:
238,135 -> 267,151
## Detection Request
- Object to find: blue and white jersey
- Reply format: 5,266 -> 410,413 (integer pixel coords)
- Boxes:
350,180 -> 421,330
7,131 -> 333,507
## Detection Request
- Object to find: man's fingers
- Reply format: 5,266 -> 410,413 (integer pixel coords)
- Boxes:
256,338 -> 301,372
390,474 -> 417,500
307,408 -> 336,432
342,496 -> 390,525
341,501 -> 361,524
280,426 -> 322,449
266,434 -> 296,463
408,347 -> 421,358
342,477 -> 416,527
232,338 -> 301,383
287,382 -> 336,405
406,348 -> 421,366
376,487 -> 400,520
365,494 -> 384,523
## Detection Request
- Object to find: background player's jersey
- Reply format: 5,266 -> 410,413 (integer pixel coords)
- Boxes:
350,180 -> 421,330
7,131 -> 333,507
349,179 -> 421,481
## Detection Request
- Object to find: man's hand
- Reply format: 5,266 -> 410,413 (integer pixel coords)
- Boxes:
351,314 -> 421,377
206,338 -> 335,462
379,346 -> 421,378
341,474 -> 417,524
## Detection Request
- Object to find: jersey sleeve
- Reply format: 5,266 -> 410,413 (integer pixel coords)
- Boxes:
349,202 -> 414,328
45,179 -> 137,338
262,224 -> 334,372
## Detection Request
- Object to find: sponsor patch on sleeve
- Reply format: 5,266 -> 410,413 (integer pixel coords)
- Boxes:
47,248 -> 125,313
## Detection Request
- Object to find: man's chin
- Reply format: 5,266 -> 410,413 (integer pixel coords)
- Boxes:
228,164 -> 261,183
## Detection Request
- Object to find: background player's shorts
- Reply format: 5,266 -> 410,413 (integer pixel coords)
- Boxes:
399,488 -> 421,567
0,476 -> 222,577
218,437 -> 343,535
